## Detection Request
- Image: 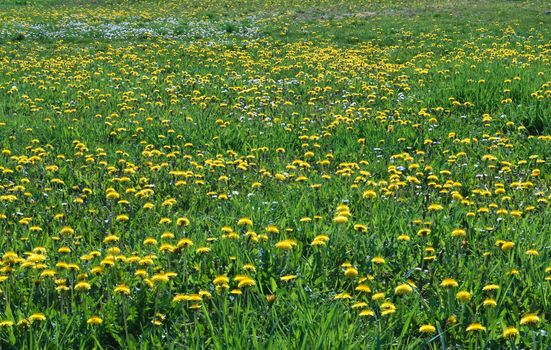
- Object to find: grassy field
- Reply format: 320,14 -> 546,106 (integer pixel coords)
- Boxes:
0,0 -> 549,349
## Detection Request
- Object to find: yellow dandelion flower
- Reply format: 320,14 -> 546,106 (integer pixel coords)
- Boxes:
177,238 -> 193,248
525,249 -> 539,256
237,277 -> 256,288
333,215 -> 348,224
28,313 -> 46,322
520,313 -> 540,326
451,228 -> 466,237
417,228 -> 431,237
265,225 -> 279,234
427,204 -> 444,211
456,291 -> 471,302
75,281 -> 91,291
103,235 -> 119,244
60,226 -> 74,235
419,325 -> 436,334
0,320 -> 14,327
351,302 -> 368,309
176,217 -> 190,226
280,275 -> 297,282
143,237 -> 158,246
440,278 -> 458,288
87,316 -> 103,325
237,217 -> 253,226
482,284 -> 499,291
213,275 -> 230,286
114,284 -> 131,295
359,309 -> 375,317
151,273 -> 170,283
362,190 -> 377,199
344,267 -> 358,278
334,292 -> 352,300
395,283 -> 413,296
502,327 -> 519,339
501,241 -> 515,251
115,214 -> 129,222
466,323 -> 486,332
275,239 -> 297,251
196,247 -> 210,254
355,284 -> 371,293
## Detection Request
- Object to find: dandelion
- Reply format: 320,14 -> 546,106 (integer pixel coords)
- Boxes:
238,277 -> 256,288
359,309 -> 375,317
280,275 -> 297,282
417,228 -> 431,237
177,238 -> 193,248
237,218 -> 253,226
28,313 -> 46,323
355,284 -> 371,293
520,313 -> 540,326
381,302 -> 396,315
501,241 -> 515,251
144,237 -> 158,246
451,228 -> 466,237
482,284 -> 499,291
103,235 -> 119,244
0,320 -> 14,327
334,292 -> 352,300
456,291 -> 472,302
447,315 -> 458,325
362,190 -> 376,199
351,302 -> 368,309
151,273 -> 170,284
525,249 -> 539,256
87,316 -> 103,325
419,325 -> 436,334
196,247 -> 211,254
60,226 -> 74,235
344,267 -> 358,278
115,214 -> 129,222
502,326 -> 519,339
311,238 -> 327,246
395,283 -> 414,296
213,275 -> 230,286
427,204 -> 444,211
275,239 -> 297,251
114,284 -> 131,295
17,319 -> 30,328
75,281 -> 91,291
440,278 -> 458,288
466,323 -> 486,332
176,217 -> 190,226
333,215 -> 348,224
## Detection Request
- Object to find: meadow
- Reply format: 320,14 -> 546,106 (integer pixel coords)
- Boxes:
0,0 -> 549,348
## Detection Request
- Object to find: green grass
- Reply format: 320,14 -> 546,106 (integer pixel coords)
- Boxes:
0,0 -> 549,349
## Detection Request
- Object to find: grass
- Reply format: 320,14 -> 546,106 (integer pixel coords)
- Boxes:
0,0 -> 549,349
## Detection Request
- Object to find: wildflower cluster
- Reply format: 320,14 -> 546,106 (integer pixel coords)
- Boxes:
0,0 -> 549,348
